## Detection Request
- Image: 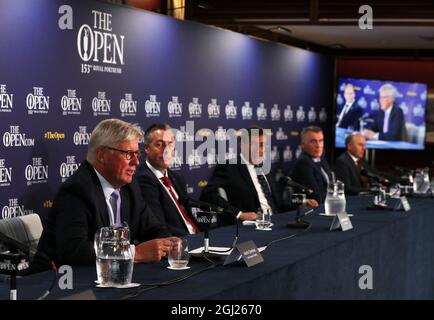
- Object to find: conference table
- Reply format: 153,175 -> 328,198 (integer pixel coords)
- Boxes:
1,195 -> 434,300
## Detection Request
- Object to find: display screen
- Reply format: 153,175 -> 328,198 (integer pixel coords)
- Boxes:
335,77 -> 428,150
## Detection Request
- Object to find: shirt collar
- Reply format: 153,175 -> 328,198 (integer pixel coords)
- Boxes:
94,168 -> 116,201
240,153 -> 254,168
146,160 -> 167,179
384,105 -> 393,117
347,151 -> 359,163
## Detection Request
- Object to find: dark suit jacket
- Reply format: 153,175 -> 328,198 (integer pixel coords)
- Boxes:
337,103 -> 364,130
200,160 -> 284,226
135,162 -> 200,237
32,161 -> 170,271
291,152 -> 332,203
370,106 -> 406,141
334,152 -> 369,195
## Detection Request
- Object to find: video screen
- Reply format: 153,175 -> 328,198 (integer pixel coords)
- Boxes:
335,77 -> 427,150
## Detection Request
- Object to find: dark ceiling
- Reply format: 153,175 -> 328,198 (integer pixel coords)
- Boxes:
106,0 -> 434,57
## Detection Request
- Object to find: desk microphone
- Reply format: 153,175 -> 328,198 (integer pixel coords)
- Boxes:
360,169 -> 389,184
279,176 -> 313,194
178,196 -> 238,259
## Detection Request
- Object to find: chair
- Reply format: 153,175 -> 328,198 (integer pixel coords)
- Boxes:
0,214 -> 43,256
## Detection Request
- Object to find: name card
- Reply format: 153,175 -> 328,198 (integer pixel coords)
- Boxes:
330,212 -> 353,232
223,240 -> 263,267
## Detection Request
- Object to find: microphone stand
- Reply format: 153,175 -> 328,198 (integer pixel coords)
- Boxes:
192,209 -> 239,262
286,193 -> 311,229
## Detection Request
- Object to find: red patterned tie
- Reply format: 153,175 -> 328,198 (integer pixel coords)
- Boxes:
160,176 -> 200,233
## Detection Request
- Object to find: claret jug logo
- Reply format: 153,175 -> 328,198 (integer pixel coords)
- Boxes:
208,98 -> 220,119
73,126 -> 90,145
241,101 -> 252,120
225,100 -> 237,120
187,150 -> 202,170
271,146 -> 280,163
271,104 -> 281,121
26,87 -> 49,115
319,107 -> 327,123
168,96 -> 182,118
60,156 -> 79,182
3,126 -> 35,147
120,93 -> 137,117
284,105 -> 293,122
61,89 -> 82,116
283,146 -> 293,162
308,107 -> 317,123
0,159 -> 12,187
92,91 -> 111,116
25,157 -> 48,186
145,95 -> 161,117
77,10 -> 125,74
275,127 -> 288,141
257,103 -> 267,121
189,97 -> 202,118
296,106 -> 306,122
0,84 -> 13,113
169,151 -> 182,171
2,199 -> 34,219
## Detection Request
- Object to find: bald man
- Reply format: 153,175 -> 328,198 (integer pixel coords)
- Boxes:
334,133 -> 371,195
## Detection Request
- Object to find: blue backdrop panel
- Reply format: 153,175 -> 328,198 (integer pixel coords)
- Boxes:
0,0 -> 334,221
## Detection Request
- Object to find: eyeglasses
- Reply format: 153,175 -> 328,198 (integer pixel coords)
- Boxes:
105,146 -> 141,160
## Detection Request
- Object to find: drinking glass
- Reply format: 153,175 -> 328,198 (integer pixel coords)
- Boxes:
256,208 -> 272,230
168,238 -> 190,269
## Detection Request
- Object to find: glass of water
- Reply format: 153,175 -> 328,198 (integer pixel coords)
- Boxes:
168,238 -> 189,269
95,224 -> 134,286
256,208 -> 272,230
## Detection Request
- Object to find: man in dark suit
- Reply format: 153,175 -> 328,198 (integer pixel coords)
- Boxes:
336,83 -> 363,130
363,83 -> 406,141
136,123 -> 201,237
33,119 -> 173,271
334,133 -> 370,195
291,126 -> 332,203
200,125 -> 317,226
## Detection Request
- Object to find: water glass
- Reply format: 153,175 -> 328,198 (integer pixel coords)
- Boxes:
168,238 -> 189,269
256,208 -> 272,230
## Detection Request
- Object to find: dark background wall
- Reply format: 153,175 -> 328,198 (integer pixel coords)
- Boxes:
0,0 -> 334,221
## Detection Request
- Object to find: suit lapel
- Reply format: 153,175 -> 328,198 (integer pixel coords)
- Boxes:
239,163 -> 257,193
94,179 -> 111,227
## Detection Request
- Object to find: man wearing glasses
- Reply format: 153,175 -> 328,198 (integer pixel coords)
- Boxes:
136,123 -> 202,236
33,119 -> 174,272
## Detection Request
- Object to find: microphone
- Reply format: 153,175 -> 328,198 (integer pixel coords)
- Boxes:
279,176 -> 313,194
360,169 -> 389,184
178,195 -> 225,213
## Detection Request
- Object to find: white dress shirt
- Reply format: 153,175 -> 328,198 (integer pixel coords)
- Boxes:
240,153 -> 273,213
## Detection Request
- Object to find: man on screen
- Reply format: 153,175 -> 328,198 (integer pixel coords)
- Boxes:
363,83 -> 406,141
336,83 -> 363,130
